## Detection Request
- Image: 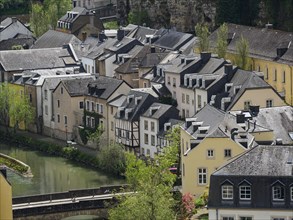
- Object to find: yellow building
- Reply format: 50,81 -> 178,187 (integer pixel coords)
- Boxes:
181,104 -> 273,197
0,167 -> 13,220
209,23 -> 293,106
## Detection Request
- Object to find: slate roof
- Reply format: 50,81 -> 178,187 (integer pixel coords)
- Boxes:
0,37 -> 35,50
84,38 -> 117,59
61,78 -> 94,96
139,52 -> 168,68
43,74 -> 92,90
87,76 -> 126,100
209,23 -> 293,65
107,37 -> 139,52
198,58 -> 226,74
108,95 -> 127,107
0,47 -> 78,71
231,106 -> 293,145
142,102 -> 174,119
127,26 -> 157,43
226,70 -> 272,110
214,145 -> 293,176
116,90 -> 157,121
58,7 -> 88,23
152,29 -> 194,51
32,30 -> 81,49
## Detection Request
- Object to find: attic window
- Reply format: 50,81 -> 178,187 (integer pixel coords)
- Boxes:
289,132 -> 293,140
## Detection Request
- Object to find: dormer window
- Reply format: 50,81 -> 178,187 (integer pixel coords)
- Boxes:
239,180 -> 251,200
272,181 -> 285,201
222,183 -> 233,200
135,96 -> 142,105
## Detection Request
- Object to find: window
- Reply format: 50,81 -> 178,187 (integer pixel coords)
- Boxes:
44,90 -> 48,100
151,122 -> 155,132
274,69 -> 277,81
144,120 -> 148,130
240,217 -> 252,220
85,64 -> 88,72
186,110 -> 189,117
173,91 -> 176,99
186,94 -> 190,104
91,102 -> 95,111
207,149 -> 214,158
198,168 -> 207,185
91,117 -> 95,128
173,77 -> 176,87
29,93 -> 32,103
197,95 -> 202,109
143,82 -> 147,88
86,101 -> 89,110
57,114 -> 60,123
167,76 -> 170,85
151,135 -> 155,146
266,99 -> 273,107
92,66 -> 94,73
64,116 -> 67,125
86,116 -> 90,126
100,120 -> 104,129
222,185 -> 233,199
141,147 -> 145,155
119,75 -> 122,80
182,93 -> 185,103
126,131 -> 130,140
224,149 -> 231,157
182,163 -> 185,176
79,101 -> 84,109
244,101 -> 250,110
111,121 -> 114,131
96,103 -> 99,112
45,105 -> 48,115
57,100 -> 60,108
118,129 -> 121,138
144,133 -> 149,145
266,67 -> 269,79
291,187 -> 293,201
182,109 -> 185,118
272,185 -> 285,201
61,87 -> 63,94
100,104 -> 103,114
146,149 -> 150,155
111,106 -> 114,114
239,185 -> 251,200
283,71 -> 286,83
222,217 -> 234,220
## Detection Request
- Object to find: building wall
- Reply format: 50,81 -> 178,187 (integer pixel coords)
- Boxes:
209,208 -> 293,220
165,71 -> 181,114
115,72 -> 139,88
105,55 -> 117,78
181,128 -> 246,197
107,105 -> 118,144
195,88 -> 208,113
251,131 -> 274,143
0,173 -> 12,220
139,116 -> 159,158
179,87 -> 195,118
230,88 -> 286,111
82,57 -> 95,73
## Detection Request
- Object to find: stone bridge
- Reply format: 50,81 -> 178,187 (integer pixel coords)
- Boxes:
13,184 -> 129,220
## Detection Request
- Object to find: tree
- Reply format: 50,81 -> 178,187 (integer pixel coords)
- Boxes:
216,23 -> 228,59
195,23 -> 210,53
30,3 -> 49,37
236,35 -> 249,70
109,137 -> 178,220
0,83 -> 11,131
88,124 -> 105,150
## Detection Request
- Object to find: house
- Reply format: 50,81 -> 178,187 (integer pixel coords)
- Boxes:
181,104 -> 273,197
208,145 -> 293,220
209,23 -> 293,105
56,7 -> 104,40
115,45 -> 166,88
84,76 -> 132,143
213,69 -> 286,111
31,30 -> 81,49
0,44 -> 80,82
98,36 -> 143,77
126,25 -> 158,45
230,105 -> 293,145
139,102 -> 179,158
0,167 -> 12,220
0,17 -> 32,42
115,90 -> 157,153
42,73 -> 93,137
52,78 -> 94,141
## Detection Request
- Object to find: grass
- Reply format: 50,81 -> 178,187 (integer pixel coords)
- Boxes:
0,156 -> 28,174
103,21 -> 119,29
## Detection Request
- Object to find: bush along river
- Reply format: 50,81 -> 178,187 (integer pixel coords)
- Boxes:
0,143 -> 125,197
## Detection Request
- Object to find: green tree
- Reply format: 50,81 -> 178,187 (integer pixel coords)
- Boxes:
216,23 -> 228,59
0,83 -> 11,131
98,143 -> 126,175
195,23 -> 210,53
109,138 -> 178,220
128,9 -> 150,26
236,35 -> 249,70
30,3 -> 49,37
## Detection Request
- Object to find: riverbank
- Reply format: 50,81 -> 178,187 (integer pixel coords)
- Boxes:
0,129 -> 123,176
0,153 -> 33,177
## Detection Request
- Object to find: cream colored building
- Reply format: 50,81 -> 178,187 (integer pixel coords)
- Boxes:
0,167 -> 12,220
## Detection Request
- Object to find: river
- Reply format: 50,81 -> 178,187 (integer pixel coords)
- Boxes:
0,143 -> 125,197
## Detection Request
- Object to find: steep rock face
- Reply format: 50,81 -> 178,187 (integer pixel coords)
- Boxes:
124,0 -> 217,32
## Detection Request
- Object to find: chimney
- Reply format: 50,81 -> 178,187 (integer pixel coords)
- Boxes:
117,29 -> 125,41
236,114 -> 245,124
150,46 -> 156,53
200,52 -> 211,63
11,17 -> 17,23
231,128 -> 238,141
82,32 -> 87,42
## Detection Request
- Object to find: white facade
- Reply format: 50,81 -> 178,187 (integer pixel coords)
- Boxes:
139,116 -> 159,158
179,87 -> 195,118
194,88 -> 208,113
105,55 -> 116,77
209,208 -> 293,220
82,57 -> 95,74
165,72 -> 182,115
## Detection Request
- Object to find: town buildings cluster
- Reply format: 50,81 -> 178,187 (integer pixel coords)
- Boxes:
1,6 -> 293,220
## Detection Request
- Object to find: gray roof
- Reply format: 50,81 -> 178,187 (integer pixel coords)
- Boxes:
61,78 -> 94,96
32,30 -> 81,49
0,47 -> 78,71
209,23 -> 293,65
214,145 -> 293,176
108,95 -> 127,107
58,7 -> 88,23
85,38 -> 117,59
0,37 -> 35,51
127,26 -> 157,43
43,74 -> 92,90
107,37 -> 137,52
152,29 -> 194,50
87,76 -> 127,100
198,58 -> 226,74
142,102 -> 173,119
